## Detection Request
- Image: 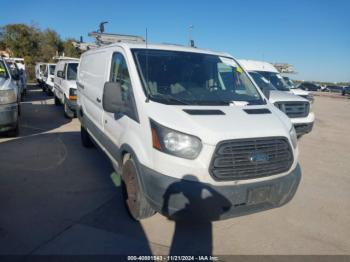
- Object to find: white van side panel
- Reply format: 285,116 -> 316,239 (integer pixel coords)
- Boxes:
78,50 -> 109,130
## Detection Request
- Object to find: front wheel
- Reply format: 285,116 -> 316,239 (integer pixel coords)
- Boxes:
121,157 -> 156,221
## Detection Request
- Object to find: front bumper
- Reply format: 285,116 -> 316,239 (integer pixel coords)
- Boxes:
66,99 -> 77,112
291,112 -> 315,136
139,164 -> 301,221
0,103 -> 18,132
294,122 -> 314,136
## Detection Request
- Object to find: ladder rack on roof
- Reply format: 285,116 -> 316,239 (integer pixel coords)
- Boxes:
88,32 -> 145,45
52,56 -> 80,61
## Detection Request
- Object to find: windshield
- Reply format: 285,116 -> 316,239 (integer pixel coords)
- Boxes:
249,72 -> 276,91
283,77 -> 296,89
0,61 -> 9,78
66,63 -> 78,80
49,65 -> 56,75
255,71 -> 290,91
132,49 -> 264,105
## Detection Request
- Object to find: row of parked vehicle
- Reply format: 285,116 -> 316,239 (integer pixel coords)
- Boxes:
295,81 -> 350,95
35,58 -> 79,118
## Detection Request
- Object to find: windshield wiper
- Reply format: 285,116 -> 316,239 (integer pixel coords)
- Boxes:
151,94 -> 190,105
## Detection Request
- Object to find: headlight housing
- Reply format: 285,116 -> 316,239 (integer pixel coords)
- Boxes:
150,120 -> 202,159
0,89 -> 17,105
289,126 -> 298,149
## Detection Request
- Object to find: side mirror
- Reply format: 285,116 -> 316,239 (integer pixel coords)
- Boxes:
57,70 -> 64,78
11,69 -> 20,81
262,88 -> 270,100
103,82 -> 125,113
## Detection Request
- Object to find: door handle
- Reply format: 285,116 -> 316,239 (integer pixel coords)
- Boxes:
96,97 -> 101,103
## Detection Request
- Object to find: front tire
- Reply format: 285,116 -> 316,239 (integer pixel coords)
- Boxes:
121,157 -> 155,221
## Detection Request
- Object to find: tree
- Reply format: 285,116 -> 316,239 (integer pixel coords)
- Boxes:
62,39 -> 82,58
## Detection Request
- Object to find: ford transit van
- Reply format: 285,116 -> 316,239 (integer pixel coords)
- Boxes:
54,58 -> 79,118
239,60 -> 313,102
239,60 -> 315,137
77,43 -> 301,221
246,71 -> 314,137
0,58 -> 20,136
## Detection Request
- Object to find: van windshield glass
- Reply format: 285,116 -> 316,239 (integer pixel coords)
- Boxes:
249,72 -> 276,91
255,71 -> 290,91
67,63 -> 78,80
284,77 -> 296,89
0,61 -> 9,78
132,49 -> 264,105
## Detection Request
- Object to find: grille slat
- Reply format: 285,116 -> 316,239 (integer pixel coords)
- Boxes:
276,102 -> 309,118
210,137 -> 293,180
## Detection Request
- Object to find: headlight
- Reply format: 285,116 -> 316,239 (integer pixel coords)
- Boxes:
0,89 -> 17,105
69,88 -> 77,100
289,126 -> 298,149
150,120 -> 202,159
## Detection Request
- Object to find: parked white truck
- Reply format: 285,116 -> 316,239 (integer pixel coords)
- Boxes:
239,60 -> 314,137
77,42 -> 301,221
53,58 -> 79,118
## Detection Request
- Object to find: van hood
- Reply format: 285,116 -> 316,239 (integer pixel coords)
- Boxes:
146,102 -> 292,145
290,88 -> 309,96
269,90 -> 309,103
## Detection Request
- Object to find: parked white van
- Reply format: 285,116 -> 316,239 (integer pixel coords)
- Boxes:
0,58 -> 20,136
42,63 -> 56,94
243,70 -> 314,137
53,58 -> 79,118
77,43 -> 301,221
35,63 -> 45,84
239,60 -> 313,102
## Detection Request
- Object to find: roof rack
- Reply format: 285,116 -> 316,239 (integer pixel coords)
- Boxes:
52,56 -> 79,61
88,32 -> 145,45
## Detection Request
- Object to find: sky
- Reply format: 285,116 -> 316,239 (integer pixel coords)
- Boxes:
1,0 -> 349,82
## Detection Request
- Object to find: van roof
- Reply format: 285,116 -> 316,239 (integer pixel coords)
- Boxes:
238,59 -> 279,73
83,42 -> 233,58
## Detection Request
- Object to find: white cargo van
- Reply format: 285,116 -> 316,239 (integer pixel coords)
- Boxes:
239,60 -> 315,136
42,63 -> 56,94
77,43 -> 301,221
239,60 -> 313,102
0,58 -> 20,136
245,71 -> 314,137
53,58 -> 79,118
35,63 -> 45,84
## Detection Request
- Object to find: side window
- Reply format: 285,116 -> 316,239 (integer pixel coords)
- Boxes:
110,53 -> 131,102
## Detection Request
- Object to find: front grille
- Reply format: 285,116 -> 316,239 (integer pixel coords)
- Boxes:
210,137 -> 293,181
276,102 -> 309,118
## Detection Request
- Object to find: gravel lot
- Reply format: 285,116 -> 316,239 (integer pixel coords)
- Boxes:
0,85 -> 349,255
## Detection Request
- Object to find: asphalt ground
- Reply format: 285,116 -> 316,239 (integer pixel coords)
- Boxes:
0,85 -> 349,256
